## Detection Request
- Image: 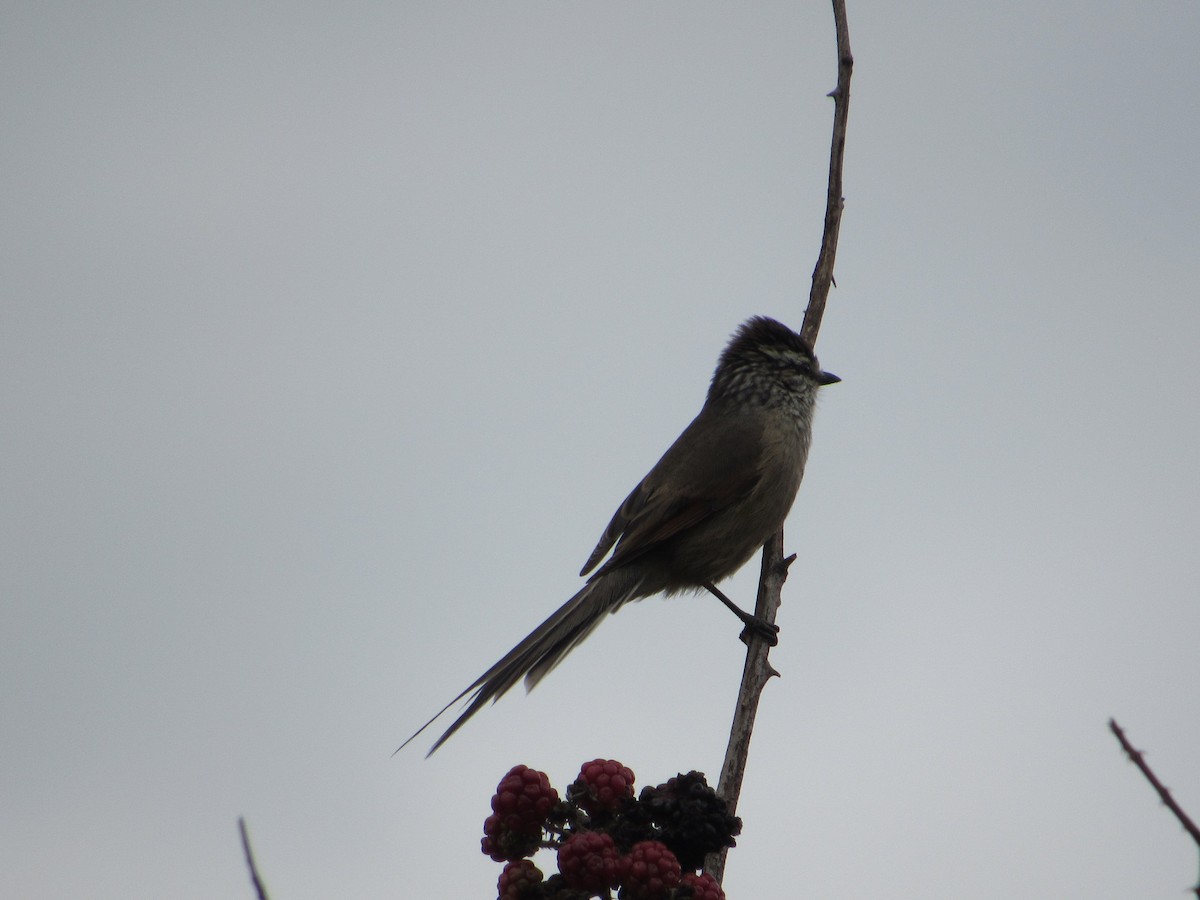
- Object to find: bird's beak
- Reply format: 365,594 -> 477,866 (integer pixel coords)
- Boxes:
818,370 -> 841,385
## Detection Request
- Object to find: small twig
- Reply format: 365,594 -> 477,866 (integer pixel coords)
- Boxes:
704,536 -> 791,882
1108,719 -> 1200,898
1109,719 -> 1200,846
238,817 -> 271,900
802,0 -> 854,346
705,0 -> 852,886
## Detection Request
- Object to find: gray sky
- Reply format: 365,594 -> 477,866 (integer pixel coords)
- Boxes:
3,2 -> 1199,898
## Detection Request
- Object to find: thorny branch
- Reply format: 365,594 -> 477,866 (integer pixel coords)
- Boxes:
705,0 -> 853,885
1108,718 -> 1200,897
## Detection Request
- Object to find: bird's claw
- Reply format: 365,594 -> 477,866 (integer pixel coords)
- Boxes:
739,617 -> 780,647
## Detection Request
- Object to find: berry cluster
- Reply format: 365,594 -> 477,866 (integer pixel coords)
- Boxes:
483,760 -> 740,899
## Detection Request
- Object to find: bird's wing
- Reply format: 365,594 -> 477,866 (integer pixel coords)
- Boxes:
579,410 -> 765,577
578,480 -> 647,576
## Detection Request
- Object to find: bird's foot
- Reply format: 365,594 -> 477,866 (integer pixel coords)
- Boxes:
738,616 -> 780,647
702,581 -> 780,647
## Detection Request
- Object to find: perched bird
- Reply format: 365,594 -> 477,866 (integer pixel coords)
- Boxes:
399,316 -> 838,755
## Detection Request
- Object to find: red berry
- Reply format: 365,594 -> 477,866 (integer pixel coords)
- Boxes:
620,840 -> 681,899
491,764 -> 559,833
482,765 -> 559,861
498,859 -> 544,900
572,758 -> 635,814
557,831 -> 623,892
680,872 -> 726,900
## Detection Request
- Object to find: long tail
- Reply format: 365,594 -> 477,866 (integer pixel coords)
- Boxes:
395,568 -> 646,756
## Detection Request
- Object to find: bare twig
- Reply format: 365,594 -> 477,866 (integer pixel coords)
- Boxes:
705,0 -> 853,885
802,0 -> 854,345
707,536 -> 792,885
239,817 -> 272,900
1109,719 -> 1200,853
1109,719 -> 1200,897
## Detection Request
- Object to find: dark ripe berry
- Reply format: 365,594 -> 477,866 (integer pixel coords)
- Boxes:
618,840 -> 681,899
679,872 -> 725,900
497,859 -> 544,900
540,874 -> 592,900
604,789 -> 657,852
491,765 -> 560,834
570,758 -> 635,815
637,772 -> 740,871
557,831 -> 623,892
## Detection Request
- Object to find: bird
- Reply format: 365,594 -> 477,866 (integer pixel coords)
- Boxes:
398,316 -> 838,755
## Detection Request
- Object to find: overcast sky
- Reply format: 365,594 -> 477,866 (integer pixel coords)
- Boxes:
3,2 -> 1199,898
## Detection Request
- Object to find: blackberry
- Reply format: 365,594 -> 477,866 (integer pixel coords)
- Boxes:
637,772 -> 740,871
540,874 -> 592,900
